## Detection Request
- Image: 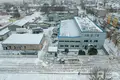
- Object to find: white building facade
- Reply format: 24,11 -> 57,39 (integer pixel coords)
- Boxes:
58,16 -> 106,51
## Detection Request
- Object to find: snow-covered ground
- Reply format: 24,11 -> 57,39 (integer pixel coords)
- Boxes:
0,74 -> 89,80
0,7 -> 120,80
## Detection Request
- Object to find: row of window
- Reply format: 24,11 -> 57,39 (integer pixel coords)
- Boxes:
4,46 -> 27,50
59,40 -> 98,43
60,45 -> 97,48
82,45 -> 97,48
60,45 -> 79,48
84,40 -> 98,42
84,34 -> 99,37
59,40 -> 80,42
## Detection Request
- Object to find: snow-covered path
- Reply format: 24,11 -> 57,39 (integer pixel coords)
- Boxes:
0,74 -> 89,80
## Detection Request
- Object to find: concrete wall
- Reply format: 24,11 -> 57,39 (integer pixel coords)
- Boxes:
2,44 -> 43,50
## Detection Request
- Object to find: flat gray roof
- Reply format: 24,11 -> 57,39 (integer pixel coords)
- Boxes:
2,34 -> 44,44
59,20 -> 80,37
11,12 -> 40,26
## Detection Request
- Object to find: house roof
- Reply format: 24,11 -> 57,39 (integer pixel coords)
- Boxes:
0,28 -> 10,36
11,12 -> 40,27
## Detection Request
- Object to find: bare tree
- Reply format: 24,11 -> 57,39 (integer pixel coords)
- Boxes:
115,36 -> 120,47
89,67 -> 112,80
111,31 -> 120,47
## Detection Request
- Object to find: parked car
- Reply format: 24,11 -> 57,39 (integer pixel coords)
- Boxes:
20,51 -> 38,55
39,23 -> 50,29
52,40 -> 58,43
53,27 -> 59,32
51,34 -> 57,38
51,33 -> 58,38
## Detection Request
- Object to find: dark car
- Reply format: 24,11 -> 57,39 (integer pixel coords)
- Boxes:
51,34 -> 57,38
52,40 -> 58,43
32,27 -> 43,34
40,23 -> 50,29
20,51 -> 38,55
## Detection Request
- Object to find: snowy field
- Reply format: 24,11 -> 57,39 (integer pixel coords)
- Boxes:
0,74 -> 89,80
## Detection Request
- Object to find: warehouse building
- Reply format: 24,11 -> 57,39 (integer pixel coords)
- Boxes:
8,16 -> 32,31
8,12 -> 40,31
58,16 -> 106,51
47,5 -> 78,22
93,7 -> 107,17
2,34 -> 45,50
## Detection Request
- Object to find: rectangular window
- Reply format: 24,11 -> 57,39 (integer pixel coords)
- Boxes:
75,45 -> 79,47
91,34 -> 93,37
24,46 -> 26,49
71,45 -> 74,47
14,46 -> 16,49
76,41 -> 80,42
94,45 -> 97,47
87,34 -> 89,37
94,40 -> 98,42
65,41 -> 69,42
84,40 -> 88,42
70,41 -> 75,42
97,34 -> 99,37
65,45 -> 68,47
90,40 -> 92,42
60,45 -> 64,47
9,46 -> 11,49
5,47 -> 8,50
59,40 -> 64,42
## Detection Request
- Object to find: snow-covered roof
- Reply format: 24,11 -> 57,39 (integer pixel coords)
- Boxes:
94,7 -> 106,10
59,16 -> 103,37
74,17 -> 103,32
28,4 -> 40,7
0,28 -> 10,36
48,47 -> 58,53
2,34 -> 44,44
11,12 -> 40,26
0,15 -> 11,29
112,13 -> 120,18
0,23 -> 11,30
59,19 -> 80,37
